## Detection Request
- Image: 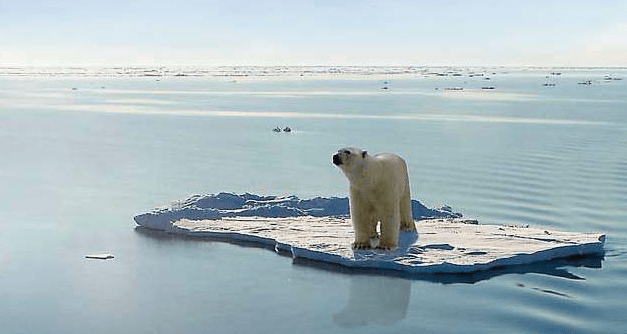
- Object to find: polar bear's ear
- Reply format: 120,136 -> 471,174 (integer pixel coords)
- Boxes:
362,151 -> 367,158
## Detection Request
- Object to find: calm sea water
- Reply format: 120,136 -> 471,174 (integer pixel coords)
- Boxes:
1,69 -> 626,333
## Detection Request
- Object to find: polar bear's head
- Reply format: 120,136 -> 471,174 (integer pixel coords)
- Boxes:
332,147 -> 368,176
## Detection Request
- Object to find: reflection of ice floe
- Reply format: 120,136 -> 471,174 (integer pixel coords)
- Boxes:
134,193 -> 604,276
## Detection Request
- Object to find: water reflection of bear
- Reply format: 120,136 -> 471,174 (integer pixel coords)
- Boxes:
333,275 -> 411,327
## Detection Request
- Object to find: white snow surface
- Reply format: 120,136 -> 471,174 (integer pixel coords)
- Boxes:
134,194 -> 605,275
133,192 -> 460,230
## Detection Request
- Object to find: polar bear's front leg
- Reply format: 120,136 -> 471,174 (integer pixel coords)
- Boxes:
377,210 -> 400,250
349,188 -> 375,249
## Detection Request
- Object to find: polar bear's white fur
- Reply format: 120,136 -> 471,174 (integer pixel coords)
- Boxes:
332,147 -> 416,249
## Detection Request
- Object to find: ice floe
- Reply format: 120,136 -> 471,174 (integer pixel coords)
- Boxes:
134,193 -> 605,275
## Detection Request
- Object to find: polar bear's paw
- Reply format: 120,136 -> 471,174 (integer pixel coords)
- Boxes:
375,241 -> 397,250
352,241 -> 373,250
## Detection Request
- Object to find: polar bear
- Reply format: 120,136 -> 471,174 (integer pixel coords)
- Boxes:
332,147 -> 416,249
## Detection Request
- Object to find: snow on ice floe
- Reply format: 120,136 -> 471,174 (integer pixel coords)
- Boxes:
133,192 -> 460,231
134,193 -> 605,275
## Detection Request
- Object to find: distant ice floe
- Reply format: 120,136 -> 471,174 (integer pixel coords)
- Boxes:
6,65 -> 619,78
134,193 -> 605,276
0,66 -> 446,77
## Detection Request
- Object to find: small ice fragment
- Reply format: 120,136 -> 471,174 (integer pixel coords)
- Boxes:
85,254 -> 114,260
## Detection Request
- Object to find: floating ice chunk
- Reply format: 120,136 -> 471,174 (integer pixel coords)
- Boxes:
85,254 -> 114,260
133,193 -> 604,275
134,213 -> 604,275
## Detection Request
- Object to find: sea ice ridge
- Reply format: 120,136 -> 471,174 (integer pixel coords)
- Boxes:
133,192 -> 461,230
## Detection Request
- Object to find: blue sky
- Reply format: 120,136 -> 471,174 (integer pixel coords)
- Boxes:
1,0 -> 626,66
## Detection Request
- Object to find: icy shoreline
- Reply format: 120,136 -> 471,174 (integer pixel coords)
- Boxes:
134,193 -> 605,275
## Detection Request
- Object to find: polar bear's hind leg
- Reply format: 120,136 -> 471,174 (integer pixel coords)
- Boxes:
377,211 -> 401,250
400,188 -> 416,231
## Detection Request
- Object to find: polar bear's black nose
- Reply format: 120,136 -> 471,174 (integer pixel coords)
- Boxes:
332,154 -> 342,166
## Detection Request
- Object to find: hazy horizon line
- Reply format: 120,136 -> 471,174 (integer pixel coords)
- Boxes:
2,64 -> 627,69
